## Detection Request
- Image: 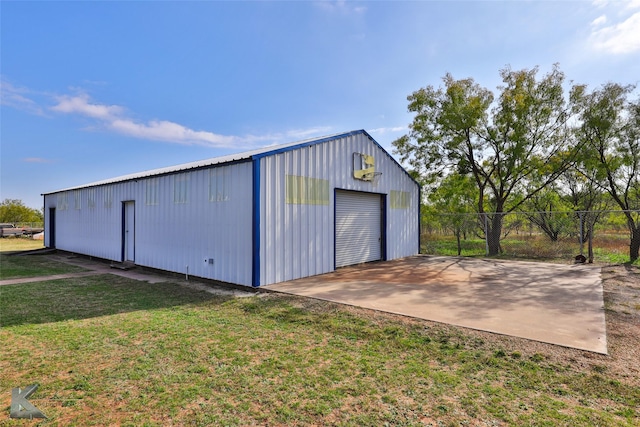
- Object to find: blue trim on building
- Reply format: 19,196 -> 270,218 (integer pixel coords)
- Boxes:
358,130 -> 421,188
417,186 -> 422,254
250,129 -> 420,189
251,158 -> 261,287
381,193 -> 388,261
120,202 -> 126,262
333,188 -> 338,271
255,130 -> 362,158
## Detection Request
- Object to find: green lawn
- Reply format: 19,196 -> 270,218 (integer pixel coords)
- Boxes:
1,273 -> 638,425
422,233 -> 640,265
0,239 -> 84,281
0,253 -> 86,280
0,238 -> 45,253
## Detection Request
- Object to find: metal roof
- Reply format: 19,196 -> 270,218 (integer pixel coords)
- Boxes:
43,130 -> 370,195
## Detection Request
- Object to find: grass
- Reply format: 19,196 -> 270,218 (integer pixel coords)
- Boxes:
0,252 -> 86,281
0,237 -> 45,253
423,238 -> 485,257
1,271 -> 639,425
0,239 -> 88,280
422,233 -> 640,265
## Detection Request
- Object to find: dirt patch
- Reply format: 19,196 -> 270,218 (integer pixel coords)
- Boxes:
600,264 -> 640,384
177,280 -> 258,298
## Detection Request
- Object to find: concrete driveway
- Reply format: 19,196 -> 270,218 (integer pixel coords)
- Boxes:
266,255 -> 607,354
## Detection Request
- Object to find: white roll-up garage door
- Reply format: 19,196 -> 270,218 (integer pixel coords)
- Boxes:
335,190 -> 383,268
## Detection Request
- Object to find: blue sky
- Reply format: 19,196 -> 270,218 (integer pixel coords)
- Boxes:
2,0 -> 639,210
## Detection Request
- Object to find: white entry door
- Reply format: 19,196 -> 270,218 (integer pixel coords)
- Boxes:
124,201 -> 135,262
335,190 -> 383,268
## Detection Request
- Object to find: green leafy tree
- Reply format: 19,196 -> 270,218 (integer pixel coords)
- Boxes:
518,185 -> 574,242
0,199 -> 43,224
394,65 -> 582,255
575,83 -> 640,262
562,168 -> 611,263
426,173 -> 477,255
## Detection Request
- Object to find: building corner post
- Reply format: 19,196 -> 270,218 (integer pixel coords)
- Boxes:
252,157 -> 261,288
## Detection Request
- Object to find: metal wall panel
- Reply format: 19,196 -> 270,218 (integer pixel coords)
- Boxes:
44,184 -> 125,260
44,162 -> 254,286
259,132 -> 419,286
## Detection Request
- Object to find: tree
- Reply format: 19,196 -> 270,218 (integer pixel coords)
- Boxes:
575,83 -> 640,262
393,65 -> 582,255
518,185 -> 574,242
426,173 -> 477,255
0,199 -> 43,224
562,168 -> 611,263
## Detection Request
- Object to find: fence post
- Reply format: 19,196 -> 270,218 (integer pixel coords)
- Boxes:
578,211 -> 584,256
484,213 -> 489,256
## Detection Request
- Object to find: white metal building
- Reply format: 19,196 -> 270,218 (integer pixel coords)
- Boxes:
42,130 -> 420,287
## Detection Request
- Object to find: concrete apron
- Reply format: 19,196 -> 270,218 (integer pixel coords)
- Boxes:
267,255 -> 607,354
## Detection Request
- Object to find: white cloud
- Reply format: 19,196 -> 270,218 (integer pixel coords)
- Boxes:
23,157 -> 54,163
46,92 -> 330,148
51,93 -> 124,120
5,80 -> 331,148
626,0 -> 640,10
315,0 -> 367,15
231,127 -> 335,148
109,119 -> 238,147
591,15 -> 607,26
589,1 -> 640,54
596,0 -> 640,9
0,79 -> 46,116
368,126 -> 406,134
283,127 -> 333,140
590,11 -> 640,54
50,93 -> 241,147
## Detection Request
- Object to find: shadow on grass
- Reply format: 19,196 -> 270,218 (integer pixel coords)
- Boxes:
0,253 -> 88,280
0,274 -> 229,327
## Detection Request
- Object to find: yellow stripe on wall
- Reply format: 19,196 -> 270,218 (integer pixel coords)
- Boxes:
286,175 -> 330,205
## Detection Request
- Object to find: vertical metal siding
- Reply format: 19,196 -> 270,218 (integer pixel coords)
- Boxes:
43,162 -> 254,286
43,131 -> 418,288
260,132 -> 418,286
135,163 -> 253,285
44,184 -> 125,260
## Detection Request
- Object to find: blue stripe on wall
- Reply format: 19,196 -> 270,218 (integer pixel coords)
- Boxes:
252,158 -> 261,287
418,186 -> 422,254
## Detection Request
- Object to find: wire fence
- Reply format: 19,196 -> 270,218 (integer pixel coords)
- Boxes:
421,210 -> 640,264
